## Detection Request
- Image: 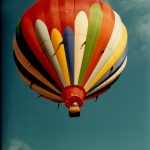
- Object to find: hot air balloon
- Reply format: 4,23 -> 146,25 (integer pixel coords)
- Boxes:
13,0 -> 128,117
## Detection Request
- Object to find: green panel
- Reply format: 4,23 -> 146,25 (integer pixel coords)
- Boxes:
78,3 -> 103,84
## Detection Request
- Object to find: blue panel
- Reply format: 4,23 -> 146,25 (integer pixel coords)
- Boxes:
89,46 -> 128,92
63,27 -> 74,84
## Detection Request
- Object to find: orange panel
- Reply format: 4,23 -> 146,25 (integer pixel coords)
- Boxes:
81,2 -> 115,86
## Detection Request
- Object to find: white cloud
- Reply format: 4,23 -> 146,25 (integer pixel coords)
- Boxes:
130,13 -> 150,49
129,15 -> 150,59
120,0 -> 150,11
6,139 -> 32,150
104,0 -> 150,11
136,14 -> 150,40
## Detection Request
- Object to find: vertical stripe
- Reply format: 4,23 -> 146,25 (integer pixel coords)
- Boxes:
41,0 -> 61,33
35,19 -> 66,86
87,57 -> 127,96
17,69 -> 62,100
89,47 -> 127,92
74,11 -> 88,85
16,22 -> 62,91
84,11 -> 123,90
14,53 -> 59,96
75,0 -> 90,16
78,3 -> 103,84
63,27 -> 74,84
86,87 -> 109,100
21,2 -> 63,88
85,24 -> 128,92
58,0 -> 74,32
13,35 -> 60,94
81,2 -> 115,86
51,28 -> 71,86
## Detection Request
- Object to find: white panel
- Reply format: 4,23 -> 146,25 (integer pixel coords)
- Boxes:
74,11 -> 88,85
35,19 -> 66,86
84,11 -> 123,89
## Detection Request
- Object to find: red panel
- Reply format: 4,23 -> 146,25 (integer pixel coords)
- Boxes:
43,95 -> 64,103
75,0 -> 90,17
40,0 -> 61,34
74,0 -> 101,16
81,2 -> 115,86
58,0 -> 75,32
85,87 -> 109,100
88,0 -> 101,5
21,1 -> 63,88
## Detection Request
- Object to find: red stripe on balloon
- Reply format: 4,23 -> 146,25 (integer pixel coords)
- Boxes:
81,2 -> 115,86
41,0 -> 61,33
21,1 -> 64,89
88,0 -> 102,5
74,0 -> 101,16
75,0 -> 90,16
58,0 -> 75,32
43,95 -> 64,103
85,87 -> 109,100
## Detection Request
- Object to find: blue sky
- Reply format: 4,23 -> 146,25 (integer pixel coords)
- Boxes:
2,0 -> 150,149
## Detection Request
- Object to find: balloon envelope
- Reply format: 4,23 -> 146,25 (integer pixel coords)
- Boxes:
13,0 -> 128,115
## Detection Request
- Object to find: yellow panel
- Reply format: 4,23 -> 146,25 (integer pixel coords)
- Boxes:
13,35 -> 60,94
51,28 -> 71,86
85,24 -> 127,92
17,69 -> 62,101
